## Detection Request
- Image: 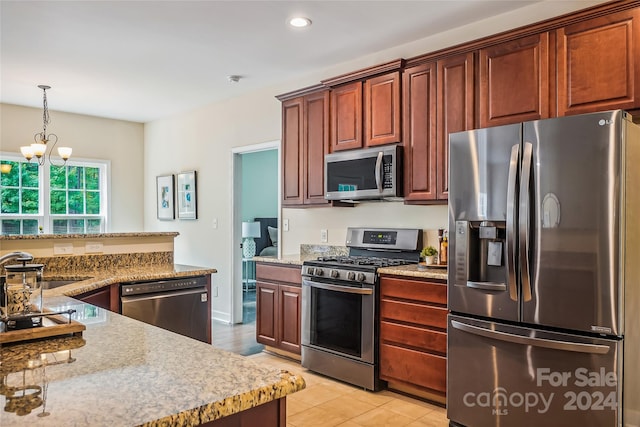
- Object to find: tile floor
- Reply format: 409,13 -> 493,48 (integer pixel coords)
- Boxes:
248,351 -> 450,427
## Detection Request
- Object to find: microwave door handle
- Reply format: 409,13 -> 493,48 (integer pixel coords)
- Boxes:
375,151 -> 383,192
506,143 -> 519,301
519,142 -> 533,302
450,320 -> 610,355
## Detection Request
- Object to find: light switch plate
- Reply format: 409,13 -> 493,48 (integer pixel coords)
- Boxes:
320,229 -> 328,243
54,243 -> 74,255
85,242 -> 104,254
283,219 -> 289,232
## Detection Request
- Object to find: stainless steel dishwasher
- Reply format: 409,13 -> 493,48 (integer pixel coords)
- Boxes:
120,276 -> 209,343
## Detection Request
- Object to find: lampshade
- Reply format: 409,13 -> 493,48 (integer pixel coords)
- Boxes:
242,221 -> 261,239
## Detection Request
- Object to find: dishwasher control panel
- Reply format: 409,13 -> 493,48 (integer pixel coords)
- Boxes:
121,276 -> 208,296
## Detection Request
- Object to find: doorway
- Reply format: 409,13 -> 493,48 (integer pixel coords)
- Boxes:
223,141 -> 280,355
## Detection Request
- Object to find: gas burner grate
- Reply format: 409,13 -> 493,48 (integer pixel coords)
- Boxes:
315,255 -> 413,268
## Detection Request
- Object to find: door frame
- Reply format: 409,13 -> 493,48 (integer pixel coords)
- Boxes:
230,140 -> 281,324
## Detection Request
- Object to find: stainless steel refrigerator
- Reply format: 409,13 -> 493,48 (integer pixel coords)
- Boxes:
447,110 -> 640,427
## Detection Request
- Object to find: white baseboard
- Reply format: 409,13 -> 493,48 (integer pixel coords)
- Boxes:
212,310 -> 231,324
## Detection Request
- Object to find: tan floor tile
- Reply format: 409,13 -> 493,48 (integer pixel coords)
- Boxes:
316,395 -> 377,419
407,410 -> 450,427
349,407 -> 415,427
292,383 -> 352,406
347,389 -> 396,407
379,398 -> 434,420
335,421 -> 363,427
288,406 -> 350,427
287,398 -> 314,416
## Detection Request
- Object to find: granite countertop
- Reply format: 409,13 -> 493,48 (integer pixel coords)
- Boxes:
378,263 -> 448,281
0,232 -> 180,241
252,255 -> 307,266
42,264 -> 217,298
0,296 -> 305,426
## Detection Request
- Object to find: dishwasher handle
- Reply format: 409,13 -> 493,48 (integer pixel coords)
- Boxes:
121,275 -> 208,296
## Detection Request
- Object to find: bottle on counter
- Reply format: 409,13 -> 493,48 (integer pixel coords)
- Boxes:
437,229 -> 444,264
440,231 -> 448,265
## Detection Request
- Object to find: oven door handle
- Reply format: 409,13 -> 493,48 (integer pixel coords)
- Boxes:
302,279 -> 374,295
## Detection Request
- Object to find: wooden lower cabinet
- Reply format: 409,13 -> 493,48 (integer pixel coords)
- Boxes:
256,263 -> 302,356
379,275 -> 447,401
200,398 -> 286,427
76,284 -> 120,312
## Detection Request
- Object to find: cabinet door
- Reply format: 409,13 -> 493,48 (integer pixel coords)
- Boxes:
479,33 -> 551,127
256,281 -> 278,347
278,284 -> 302,355
437,53 -> 475,201
331,81 -> 363,151
365,71 -> 402,147
557,8 -> 640,116
303,90 -> 330,205
403,63 -> 438,202
281,97 -> 304,205
77,286 -> 111,311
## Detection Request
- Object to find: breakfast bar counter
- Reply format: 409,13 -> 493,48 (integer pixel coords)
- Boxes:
0,296 -> 305,426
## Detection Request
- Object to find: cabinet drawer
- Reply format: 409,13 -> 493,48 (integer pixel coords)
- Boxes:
380,321 -> 446,354
256,263 -> 301,285
380,343 -> 446,393
380,276 -> 446,305
381,299 -> 447,329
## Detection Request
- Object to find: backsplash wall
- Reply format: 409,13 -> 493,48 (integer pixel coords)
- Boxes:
281,203 -> 448,255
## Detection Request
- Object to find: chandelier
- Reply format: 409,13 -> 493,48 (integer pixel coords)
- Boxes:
20,85 -> 72,166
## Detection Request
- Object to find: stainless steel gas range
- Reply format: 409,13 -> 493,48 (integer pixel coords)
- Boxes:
301,227 -> 422,391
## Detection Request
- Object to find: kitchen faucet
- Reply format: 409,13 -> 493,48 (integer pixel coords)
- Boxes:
0,251 -> 34,267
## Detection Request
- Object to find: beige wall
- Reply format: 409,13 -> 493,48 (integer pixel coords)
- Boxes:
145,1 -> 609,322
0,103 -> 145,232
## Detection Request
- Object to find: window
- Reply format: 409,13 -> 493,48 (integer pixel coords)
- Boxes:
0,155 -> 109,235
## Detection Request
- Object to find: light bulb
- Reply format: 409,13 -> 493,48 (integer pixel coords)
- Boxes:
57,146 -> 72,160
21,146 -> 35,161
31,143 -> 47,157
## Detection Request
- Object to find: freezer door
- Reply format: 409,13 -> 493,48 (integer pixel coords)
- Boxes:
448,124 -> 521,322
447,315 -> 621,427
522,111 -> 623,335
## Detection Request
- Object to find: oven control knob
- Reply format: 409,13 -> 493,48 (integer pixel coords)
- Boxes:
356,273 -> 366,282
330,270 -> 339,279
315,268 -> 324,277
347,272 -> 356,281
306,267 -> 315,275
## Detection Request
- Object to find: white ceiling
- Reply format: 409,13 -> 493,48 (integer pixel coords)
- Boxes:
0,0 -> 550,123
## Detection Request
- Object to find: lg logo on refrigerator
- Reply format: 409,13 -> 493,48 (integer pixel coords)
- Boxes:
598,119 -> 613,126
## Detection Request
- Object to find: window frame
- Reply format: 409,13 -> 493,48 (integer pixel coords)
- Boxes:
0,152 -> 110,235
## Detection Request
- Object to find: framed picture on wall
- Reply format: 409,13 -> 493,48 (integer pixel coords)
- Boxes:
177,170 -> 197,219
156,174 -> 175,220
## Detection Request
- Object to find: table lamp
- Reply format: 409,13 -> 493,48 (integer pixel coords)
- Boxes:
242,221 -> 261,258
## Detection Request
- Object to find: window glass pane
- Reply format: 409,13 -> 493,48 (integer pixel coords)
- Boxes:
22,163 -> 39,188
86,191 -> 100,214
22,220 -> 39,235
69,191 -> 85,214
50,190 -> 67,214
1,188 -> 19,213
53,219 -> 68,234
86,167 -> 100,190
69,219 -> 85,234
21,189 -> 39,214
1,161 -> 19,186
1,220 -> 21,235
50,165 -> 66,189
87,219 -> 102,233
68,166 -> 83,190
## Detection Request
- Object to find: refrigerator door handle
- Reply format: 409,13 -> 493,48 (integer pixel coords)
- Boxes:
375,151 -> 383,192
519,142 -> 533,302
506,144 -> 520,301
451,320 -> 610,354
466,281 -> 507,291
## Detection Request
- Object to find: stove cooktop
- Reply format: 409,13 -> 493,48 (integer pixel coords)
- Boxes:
312,256 -> 415,268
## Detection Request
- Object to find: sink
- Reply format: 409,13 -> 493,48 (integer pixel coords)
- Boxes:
40,280 -> 78,289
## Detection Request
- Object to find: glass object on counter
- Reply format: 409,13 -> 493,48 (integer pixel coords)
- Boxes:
2,261 -> 45,329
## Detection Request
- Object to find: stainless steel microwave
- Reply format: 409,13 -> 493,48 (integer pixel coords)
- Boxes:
324,144 -> 402,201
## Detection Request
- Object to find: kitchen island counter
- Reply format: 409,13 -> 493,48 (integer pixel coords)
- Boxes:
0,296 -> 305,426
378,263 -> 447,281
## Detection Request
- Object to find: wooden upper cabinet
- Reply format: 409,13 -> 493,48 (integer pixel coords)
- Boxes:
403,63 -> 438,202
331,81 -> 363,151
557,8 -> 640,116
479,33 -> 551,127
281,98 -> 304,205
303,91 -> 330,205
365,71 -> 402,147
437,52 -> 475,201
280,89 -> 330,207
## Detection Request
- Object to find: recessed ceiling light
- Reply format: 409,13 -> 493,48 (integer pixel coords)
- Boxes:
289,17 -> 311,28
